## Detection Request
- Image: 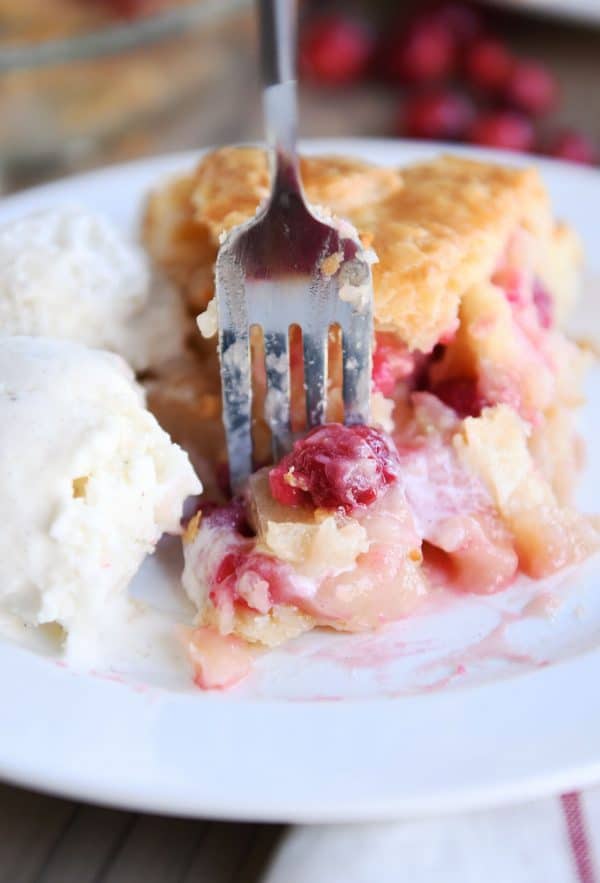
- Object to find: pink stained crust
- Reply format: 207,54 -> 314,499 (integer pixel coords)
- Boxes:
394,396 -> 519,595
187,481 -> 427,639
186,626 -> 254,690
289,490 -> 425,631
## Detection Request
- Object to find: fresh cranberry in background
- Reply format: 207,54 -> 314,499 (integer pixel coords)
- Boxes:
464,38 -> 514,93
383,20 -> 456,83
506,60 -> 558,116
546,130 -> 598,165
297,1 -> 591,163
299,15 -> 375,85
468,111 -> 535,152
422,1 -> 484,45
403,90 -> 475,140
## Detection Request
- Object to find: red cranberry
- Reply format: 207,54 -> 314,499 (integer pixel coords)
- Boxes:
532,279 -> 554,329
299,15 -> 374,85
464,38 -> 514,93
505,60 -> 558,116
468,111 -> 535,152
423,2 -> 483,45
214,551 -> 243,586
372,333 -> 415,396
384,20 -> 456,83
269,423 -> 401,513
432,378 -> 484,418
402,90 -> 475,140
546,130 -> 598,165
211,549 -> 287,610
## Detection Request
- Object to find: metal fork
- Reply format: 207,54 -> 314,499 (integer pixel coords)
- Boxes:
215,0 -> 374,493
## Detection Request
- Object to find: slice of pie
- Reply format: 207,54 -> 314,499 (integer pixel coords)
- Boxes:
144,147 -> 598,689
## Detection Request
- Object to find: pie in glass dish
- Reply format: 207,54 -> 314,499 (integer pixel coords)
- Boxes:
144,146 -> 598,688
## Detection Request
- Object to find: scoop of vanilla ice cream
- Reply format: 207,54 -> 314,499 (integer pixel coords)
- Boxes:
0,336 -> 201,659
0,206 -> 188,372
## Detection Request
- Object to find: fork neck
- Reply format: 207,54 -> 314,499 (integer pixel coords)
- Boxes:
258,0 -> 303,198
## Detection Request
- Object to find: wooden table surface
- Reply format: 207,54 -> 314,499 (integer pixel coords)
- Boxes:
1,5 -> 599,882
0,783 -> 282,883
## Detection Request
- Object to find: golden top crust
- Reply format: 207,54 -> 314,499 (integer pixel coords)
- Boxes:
354,156 -> 554,350
143,147 -> 403,317
144,147 -> 563,352
143,171 -> 217,314
189,146 -> 404,237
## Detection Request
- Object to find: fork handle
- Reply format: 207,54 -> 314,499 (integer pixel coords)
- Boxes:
258,0 -> 295,86
257,0 -> 302,191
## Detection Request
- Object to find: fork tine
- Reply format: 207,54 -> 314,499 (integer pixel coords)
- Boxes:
340,304 -> 373,426
216,246 -> 253,493
263,329 -> 291,460
213,0 -> 376,484
219,327 -> 253,493
303,324 -> 328,429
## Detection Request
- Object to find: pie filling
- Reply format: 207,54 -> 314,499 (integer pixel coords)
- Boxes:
180,242 -> 598,689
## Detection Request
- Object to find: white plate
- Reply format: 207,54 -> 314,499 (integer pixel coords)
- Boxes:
483,0 -> 600,25
2,139 -> 600,822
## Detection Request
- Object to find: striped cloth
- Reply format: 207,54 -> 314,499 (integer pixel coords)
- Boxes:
263,792 -> 599,883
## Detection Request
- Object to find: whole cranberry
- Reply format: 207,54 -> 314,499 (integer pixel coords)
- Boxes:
421,1 -> 484,45
269,423 -> 401,513
465,38 -> 514,93
384,20 -> 456,83
402,89 -> 475,140
505,60 -> 558,116
299,15 -> 374,85
546,130 -> 598,165
468,111 -> 535,152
